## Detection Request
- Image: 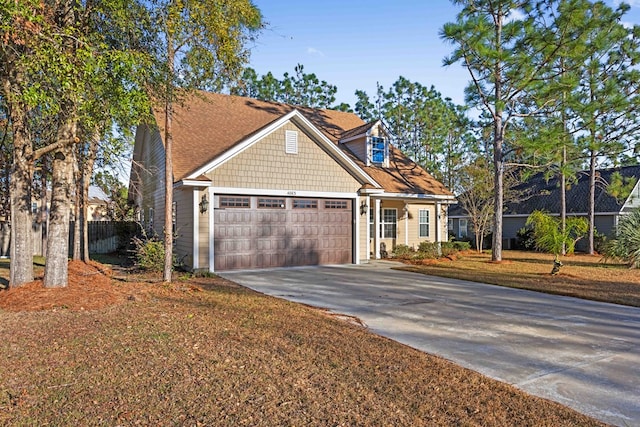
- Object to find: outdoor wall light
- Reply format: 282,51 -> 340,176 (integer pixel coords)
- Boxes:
360,200 -> 368,216
199,193 -> 209,214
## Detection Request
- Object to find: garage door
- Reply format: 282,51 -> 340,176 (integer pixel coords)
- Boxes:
214,196 -> 353,270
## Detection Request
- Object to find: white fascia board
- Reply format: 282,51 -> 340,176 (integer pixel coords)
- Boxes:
174,179 -> 211,189
185,109 -> 380,188
377,193 -> 457,202
621,178 -> 640,211
358,187 -> 385,195
212,187 -> 358,199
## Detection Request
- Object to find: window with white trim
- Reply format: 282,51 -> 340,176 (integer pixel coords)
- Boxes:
381,208 -> 397,238
459,218 -> 468,238
148,208 -> 154,231
172,202 -> 177,234
369,208 -> 375,238
370,136 -> 386,164
419,209 -> 429,238
448,218 -> 453,231
285,130 -> 298,154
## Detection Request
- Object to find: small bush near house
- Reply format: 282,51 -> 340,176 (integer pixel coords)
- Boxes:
391,244 -> 414,258
392,241 -> 470,262
442,240 -> 471,253
418,241 -> 441,258
132,236 -> 165,272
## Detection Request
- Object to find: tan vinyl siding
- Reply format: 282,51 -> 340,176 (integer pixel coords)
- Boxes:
345,138 -> 367,163
358,196 -> 369,263
131,125 -> 167,237
197,189 -> 210,269
208,122 -> 360,193
174,188 -> 194,268
405,204 -> 437,248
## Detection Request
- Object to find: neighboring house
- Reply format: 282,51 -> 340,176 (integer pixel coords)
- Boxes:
88,186 -> 112,221
129,91 -> 455,271
449,165 -> 640,249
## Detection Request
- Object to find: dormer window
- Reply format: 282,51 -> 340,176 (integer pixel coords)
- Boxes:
371,137 -> 385,163
369,135 -> 388,166
339,120 -> 391,167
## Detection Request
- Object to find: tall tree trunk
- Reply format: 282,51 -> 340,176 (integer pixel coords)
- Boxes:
43,122 -> 76,288
588,148 -> 596,255
163,38 -> 175,283
39,156 -> 49,258
5,75 -> 34,287
73,169 -> 82,260
560,145 -> 567,256
491,12 -> 504,263
81,131 -> 99,261
492,130 -> 504,262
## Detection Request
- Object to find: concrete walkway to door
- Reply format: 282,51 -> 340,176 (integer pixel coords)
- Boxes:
221,261 -> 640,427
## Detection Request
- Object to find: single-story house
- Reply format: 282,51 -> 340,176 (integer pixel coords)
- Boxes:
448,165 -> 640,249
129,91 -> 455,271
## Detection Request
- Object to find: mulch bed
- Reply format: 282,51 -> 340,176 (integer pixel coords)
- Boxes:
0,260 -> 154,312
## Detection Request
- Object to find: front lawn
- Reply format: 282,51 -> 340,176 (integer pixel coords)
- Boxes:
0,259 -> 605,426
397,250 -> 640,307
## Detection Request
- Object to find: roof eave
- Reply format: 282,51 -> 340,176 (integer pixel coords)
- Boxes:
185,109 -> 381,189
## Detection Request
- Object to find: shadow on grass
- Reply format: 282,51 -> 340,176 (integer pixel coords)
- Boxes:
502,254 -> 623,269
90,252 -> 134,268
397,264 -> 640,308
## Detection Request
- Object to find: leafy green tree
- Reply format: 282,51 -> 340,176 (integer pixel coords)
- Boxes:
146,0 -> 262,282
604,209 -> 640,268
456,158 -> 494,252
526,210 -> 588,273
232,64 -> 338,109
354,83 -> 384,122
1,0 -> 156,287
354,77 -> 470,188
607,172 -> 638,204
567,3 -> 640,255
93,171 -> 134,221
442,0 -> 572,261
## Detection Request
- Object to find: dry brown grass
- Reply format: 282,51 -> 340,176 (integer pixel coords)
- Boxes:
398,250 -> 640,307
0,259 -> 607,426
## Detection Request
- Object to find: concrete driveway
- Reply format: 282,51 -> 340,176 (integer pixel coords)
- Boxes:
221,261 -> 640,427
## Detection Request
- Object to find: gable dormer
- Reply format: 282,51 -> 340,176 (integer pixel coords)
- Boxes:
339,120 -> 390,168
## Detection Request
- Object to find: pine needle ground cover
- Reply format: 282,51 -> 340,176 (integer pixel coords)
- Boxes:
0,260 -> 604,426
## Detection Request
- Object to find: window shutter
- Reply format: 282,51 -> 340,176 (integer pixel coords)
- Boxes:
285,130 -> 298,154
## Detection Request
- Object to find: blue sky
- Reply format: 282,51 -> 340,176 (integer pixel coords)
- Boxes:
248,0 -> 640,109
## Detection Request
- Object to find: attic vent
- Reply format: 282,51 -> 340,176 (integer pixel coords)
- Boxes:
285,130 -> 298,154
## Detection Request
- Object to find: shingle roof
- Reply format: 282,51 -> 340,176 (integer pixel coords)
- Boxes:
449,165 -> 640,216
156,91 -> 452,197
338,120 -> 377,141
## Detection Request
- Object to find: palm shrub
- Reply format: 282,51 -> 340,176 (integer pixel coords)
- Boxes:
525,210 -> 588,274
604,209 -> 640,268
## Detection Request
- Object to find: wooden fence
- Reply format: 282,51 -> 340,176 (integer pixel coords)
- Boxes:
0,221 -> 140,257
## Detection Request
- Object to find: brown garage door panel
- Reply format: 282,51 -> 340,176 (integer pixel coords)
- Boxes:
214,198 -> 352,270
